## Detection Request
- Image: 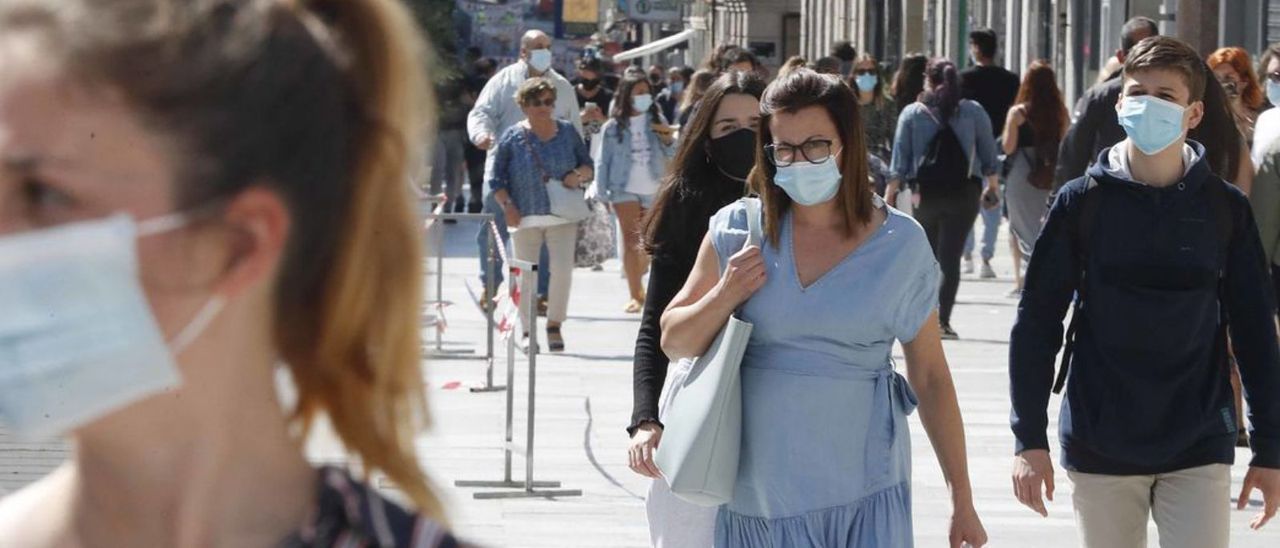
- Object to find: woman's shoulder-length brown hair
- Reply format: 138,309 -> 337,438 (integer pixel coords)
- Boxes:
749,69 -> 873,246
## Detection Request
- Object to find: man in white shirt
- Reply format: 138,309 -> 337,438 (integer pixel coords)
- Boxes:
466,30 -> 584,302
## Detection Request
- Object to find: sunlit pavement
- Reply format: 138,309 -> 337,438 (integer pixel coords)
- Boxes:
3,214 -> 1277,547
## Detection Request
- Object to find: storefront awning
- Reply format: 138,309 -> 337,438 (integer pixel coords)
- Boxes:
612,29 -> 697,62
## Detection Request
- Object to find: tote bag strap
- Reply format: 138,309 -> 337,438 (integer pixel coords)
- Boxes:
742,197 -> 762,250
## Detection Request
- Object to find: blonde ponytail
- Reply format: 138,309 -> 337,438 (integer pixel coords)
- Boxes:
2,0 -> 447,518
285,0 -> 444,517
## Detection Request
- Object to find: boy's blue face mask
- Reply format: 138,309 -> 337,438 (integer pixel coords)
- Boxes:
1116,95 -> 1189,155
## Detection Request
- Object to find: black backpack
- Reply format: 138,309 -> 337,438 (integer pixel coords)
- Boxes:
1052,177 -> 1235,394
913,109 -> 972,188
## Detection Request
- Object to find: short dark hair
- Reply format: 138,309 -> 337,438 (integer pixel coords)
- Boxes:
722,47 -> 761,72
812,56 -> 842,75
1120,16 -> 1159,54
969,28 -> 998,59
577,57 -> 605,75
1123,36 -> 1207,101
830,40 -> 857,62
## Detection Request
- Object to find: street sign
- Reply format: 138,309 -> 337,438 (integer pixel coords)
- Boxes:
622,0 -> 682,24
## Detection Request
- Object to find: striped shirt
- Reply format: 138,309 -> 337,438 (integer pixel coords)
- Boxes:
278,467 -> 460,548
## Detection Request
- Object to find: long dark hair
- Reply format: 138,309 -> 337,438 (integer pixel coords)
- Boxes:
1190,59 -> 1245,183
847,54 -> 886,106
611,72 -> 663,142
922,58 -> 962,120
642,71 -> 766,259
892,53 -> 927,112
1015,60 -> 1069,146
751,69 -> 873,246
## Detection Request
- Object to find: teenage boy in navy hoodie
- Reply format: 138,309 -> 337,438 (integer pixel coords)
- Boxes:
1009,36 -> 1280,547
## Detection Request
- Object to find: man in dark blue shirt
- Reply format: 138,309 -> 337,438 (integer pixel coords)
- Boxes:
1009,36 -> 1280,546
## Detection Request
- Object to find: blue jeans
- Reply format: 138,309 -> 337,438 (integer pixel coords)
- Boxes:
477,192 -> 550,296
964,202 -> 1002,261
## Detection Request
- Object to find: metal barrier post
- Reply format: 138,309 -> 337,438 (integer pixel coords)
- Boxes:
421,210 -> 500,362
455,257 -> 581,499
469,222 -> 505,393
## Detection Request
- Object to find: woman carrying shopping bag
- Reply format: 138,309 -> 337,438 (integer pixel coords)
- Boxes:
597,73 -> 677,313
627,71 -> 766,548
660,69 -> 986,548
489,78 -> 593,351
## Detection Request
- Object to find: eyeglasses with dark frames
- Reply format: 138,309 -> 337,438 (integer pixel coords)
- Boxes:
764,139 -> 837,167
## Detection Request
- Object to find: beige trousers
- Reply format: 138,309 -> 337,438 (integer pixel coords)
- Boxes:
510,222 -> 576,326
1069,463 -> 1231,548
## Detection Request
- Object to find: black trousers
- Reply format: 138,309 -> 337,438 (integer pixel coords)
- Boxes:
463,141 -> 487,210
914,182 -> 982,326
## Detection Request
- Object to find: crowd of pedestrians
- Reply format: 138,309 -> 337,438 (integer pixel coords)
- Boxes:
6,1 -> 1280,546
444,18 -> 1280,547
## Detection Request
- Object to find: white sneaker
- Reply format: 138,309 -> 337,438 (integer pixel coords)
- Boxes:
962,257 -> 975,275
980,261 -> 996,279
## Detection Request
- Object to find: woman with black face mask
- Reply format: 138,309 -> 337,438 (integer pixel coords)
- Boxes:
575,57 -> 614,141
624,71 -> 765,547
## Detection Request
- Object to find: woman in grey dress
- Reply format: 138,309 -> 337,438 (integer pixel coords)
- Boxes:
1001,60 -> 1068,294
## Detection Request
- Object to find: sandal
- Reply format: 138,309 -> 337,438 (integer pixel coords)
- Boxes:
546,325 -> 565,352
537,297 -> 549,317
623,299 -> 643,314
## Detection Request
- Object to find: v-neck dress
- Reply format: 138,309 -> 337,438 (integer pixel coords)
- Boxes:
707,198 -> 941,547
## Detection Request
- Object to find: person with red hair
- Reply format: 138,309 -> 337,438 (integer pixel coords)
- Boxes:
1209,46 -> 1267,146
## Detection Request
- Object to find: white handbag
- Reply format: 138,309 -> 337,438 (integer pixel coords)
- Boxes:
654,198 -> 761,507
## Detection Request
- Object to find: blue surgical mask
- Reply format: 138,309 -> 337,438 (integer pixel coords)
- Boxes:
633,93 -> 653,113
773,153 -> 843,206
855,73 -> 878,92
670,81 -> 685,95
1117,95 -> 1188,155
0,213 -> 224,438
1267,80 -> 1280,107
528,49 -> 552,73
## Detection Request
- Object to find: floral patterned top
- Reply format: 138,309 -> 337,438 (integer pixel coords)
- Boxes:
278,467 -> 460,548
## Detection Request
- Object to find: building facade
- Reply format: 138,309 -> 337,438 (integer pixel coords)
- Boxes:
698,0 -> 1280,107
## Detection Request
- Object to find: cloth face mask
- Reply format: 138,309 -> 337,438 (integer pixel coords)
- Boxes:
773,152 -> 843,206
1117,95 -> 1188,155
0,213 -> 224,439
709,128 -> 758,182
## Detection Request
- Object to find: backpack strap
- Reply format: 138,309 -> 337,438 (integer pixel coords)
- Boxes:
1205,179 -> 1235,380
1053,176 -> 1100,394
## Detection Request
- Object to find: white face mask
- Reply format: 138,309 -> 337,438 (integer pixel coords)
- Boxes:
0,213 -> 225,438
528,49 -> 552,73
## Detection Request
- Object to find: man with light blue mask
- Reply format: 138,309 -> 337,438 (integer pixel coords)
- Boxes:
467,29 -> 583,308
1010,36 -> 1280,547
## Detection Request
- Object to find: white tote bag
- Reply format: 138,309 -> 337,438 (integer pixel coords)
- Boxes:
653,198 -> 761,507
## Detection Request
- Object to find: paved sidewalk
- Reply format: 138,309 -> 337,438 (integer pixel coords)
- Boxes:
3,215 -> 1278,548
402,218 -> 1280,547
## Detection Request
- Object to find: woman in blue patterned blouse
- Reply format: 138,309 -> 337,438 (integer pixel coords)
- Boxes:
490,78 -> 594,351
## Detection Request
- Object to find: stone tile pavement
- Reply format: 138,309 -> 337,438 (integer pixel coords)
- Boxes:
2,215 -> 1278,547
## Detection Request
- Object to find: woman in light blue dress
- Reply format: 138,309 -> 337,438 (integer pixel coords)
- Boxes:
660,69 -> 987,547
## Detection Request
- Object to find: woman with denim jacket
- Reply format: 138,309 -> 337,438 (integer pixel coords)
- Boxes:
597,73 -> 677,313
886,58 -> 1001,340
